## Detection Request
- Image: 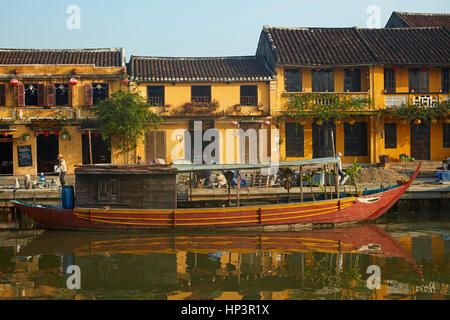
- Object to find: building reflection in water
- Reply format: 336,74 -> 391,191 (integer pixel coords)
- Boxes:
0,223 -> 449,300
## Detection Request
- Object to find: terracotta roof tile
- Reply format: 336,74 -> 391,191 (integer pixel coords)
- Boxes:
358,27 -> 450,65
260,26 -> 377,66
388,12 -> 450,28
0,48 -> 125,67
128,56 -> 274,82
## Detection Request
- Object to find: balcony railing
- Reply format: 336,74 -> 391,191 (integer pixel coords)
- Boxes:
240,96 -> 258,106
192,96 -> 211,103
285,92 -> 371,107
148,97 -> 165,107
384,94 -> 442,108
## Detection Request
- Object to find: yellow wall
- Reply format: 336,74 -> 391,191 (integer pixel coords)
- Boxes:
0,64 -> 124,174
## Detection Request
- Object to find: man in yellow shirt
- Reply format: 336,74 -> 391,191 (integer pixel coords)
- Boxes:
57,154 -> 67,186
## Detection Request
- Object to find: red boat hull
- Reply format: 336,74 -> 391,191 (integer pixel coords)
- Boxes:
13,164 -> 421,231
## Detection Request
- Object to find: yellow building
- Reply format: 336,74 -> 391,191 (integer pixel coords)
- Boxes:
0,48 -> 126,175
128,56 -> 274,164
256,24 -> 449,163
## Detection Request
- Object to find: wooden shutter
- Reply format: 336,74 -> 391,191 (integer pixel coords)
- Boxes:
384,123 -> 397,149
0,84 -> 5,106
17,84 -> 25,106
37,84 -> 45,106
47,84 -> 55,107
145,130 -> 167,162
85,83 -> 93,106
344,122 -> 368,156
285,123 -> 304,157
444,123 -> 450,149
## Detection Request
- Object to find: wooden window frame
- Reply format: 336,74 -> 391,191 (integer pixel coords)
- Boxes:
384,68 -> 396,93
147,85 -> 165,106
409,69 -> 429,93
191,85 -> 211,103
442,68 -> 450,93
384,123 -> 397,149
312,69 -> 334,92
285,122 -> 304,157
344,68 -> 361,92
444,123 -> 450,149
240,85 -> 258,106
344,122 -> 368,156
284,69 -> 302,93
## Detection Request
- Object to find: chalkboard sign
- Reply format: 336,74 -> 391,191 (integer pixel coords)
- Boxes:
17,145 -> 32,167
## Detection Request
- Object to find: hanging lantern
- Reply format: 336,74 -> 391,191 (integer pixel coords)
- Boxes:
401,119 -> 408,125
69,78 -> 78,86
3,131 -> 8,137
54,130 -> 60,136
335,119 -> 342,125
316,119 -> 323,126
299,120 -> 307,126
93,131 -> 99,137
348,119 -> 356,125
414,119 -> 421,125
44,131 -> 49,137
421,67 -> 428,72
121,79 -> 129,86
10,78 -> 18,87
445,118 -> 450,124
231,120 -> 238,127
264,119 -> 271,126
392,66 -> 399,72
431,118 -> 437,124
35,131 -> 39,136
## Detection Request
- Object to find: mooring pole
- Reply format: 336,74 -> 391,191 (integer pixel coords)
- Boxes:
299,166 -> 303,202
334,163 -> 340,199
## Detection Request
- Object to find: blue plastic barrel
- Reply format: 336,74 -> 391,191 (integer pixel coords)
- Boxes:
62,185 -> 74,209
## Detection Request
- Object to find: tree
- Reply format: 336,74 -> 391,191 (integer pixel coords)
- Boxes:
93,89 -> 162,164
343,158 -> 361,195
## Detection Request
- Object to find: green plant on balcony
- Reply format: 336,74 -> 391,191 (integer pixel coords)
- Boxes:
184,100 -> 220,113
379,101 -> 450,123
280,93 -> 370,122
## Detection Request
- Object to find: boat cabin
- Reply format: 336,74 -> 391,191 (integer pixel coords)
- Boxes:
74,164 -> 177,209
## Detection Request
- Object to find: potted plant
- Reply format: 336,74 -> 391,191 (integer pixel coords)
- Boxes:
61,129 -> 70,140
234,104 -> 241,111
343,158 -> 362,196
257,105 -> 264,111
22,132 -> 30,141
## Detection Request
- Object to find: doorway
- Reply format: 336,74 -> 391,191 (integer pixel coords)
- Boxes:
37,134 -> 59,173
410,121 -> 430,160
82,132 -> 111,164
312,120 -> 336,158
0,135 -> 13,175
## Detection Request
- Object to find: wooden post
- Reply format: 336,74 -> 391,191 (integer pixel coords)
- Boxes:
327,164 -> 332,199
334,163 -> 340,199
237,170 -> 240,207
299,166 -> 303,202
323,165 -> 327,200
189,172 -> 193,203
88,130 -> 93,164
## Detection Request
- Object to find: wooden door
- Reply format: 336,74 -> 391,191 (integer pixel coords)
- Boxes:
145,130 -> 166,162
240,122 -> 261,164
410,122 -> 430,160
312,120 -> 336,158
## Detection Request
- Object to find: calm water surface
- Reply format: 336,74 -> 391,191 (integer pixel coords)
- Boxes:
0,212 -> 449,300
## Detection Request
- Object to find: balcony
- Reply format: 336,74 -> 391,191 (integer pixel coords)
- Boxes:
148,97 -> 165,107
240,96 -> 258,106
191,96 -> 211,103
384,94 -> 445,108
18,107 -> 75,120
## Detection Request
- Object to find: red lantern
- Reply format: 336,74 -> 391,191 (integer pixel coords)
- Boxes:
35,131 -> 39,136
72,68 -> 78,75
421,67 -> 428,72
121,79 -> 129,86
392,66 -> 399,72
93,131 -> 99,137
69,78 -> 78,86
54,130 -> 59,136
3,131 -> 8,137
264,120 -> 271,126
44,131 -> 49,137
231,120 -> 238,127
10,78 -> 18,87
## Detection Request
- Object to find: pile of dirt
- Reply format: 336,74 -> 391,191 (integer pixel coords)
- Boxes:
353,167 -> 410,185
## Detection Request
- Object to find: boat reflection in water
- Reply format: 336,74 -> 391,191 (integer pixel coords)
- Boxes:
3,223 -> 443,300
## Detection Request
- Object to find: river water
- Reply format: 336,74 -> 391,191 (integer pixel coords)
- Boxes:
0,200 -> 449,301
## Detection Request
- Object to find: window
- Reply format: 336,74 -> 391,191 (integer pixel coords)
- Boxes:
384,68 -> 396,93
240,85 -> 258,106
25,84 -> 39,106
92,83 -> 109,105
191,85 -> 211,103
344,69 -> 361,92
312,69 -> 334,92
54,83 -> 69,106
444,123 -> 450,148
384,123 -> 397,149
285,69 -> 302,92
409,69 -> 429,93
344,122 -> 367,156
285,123 -> 304,157
147,86 -> 165,106
0,84 -> 5,106
442,68 -> 450,93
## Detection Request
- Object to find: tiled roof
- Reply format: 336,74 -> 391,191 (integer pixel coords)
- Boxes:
0,48 -> 125,67
258,26 -> 377,66
358,27 -> 450,65
258,25 -> 450,67
387,11 -> 450,28
128,56 -> 274,82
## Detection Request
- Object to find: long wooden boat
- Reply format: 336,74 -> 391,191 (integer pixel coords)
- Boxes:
11,159 -> 422,231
